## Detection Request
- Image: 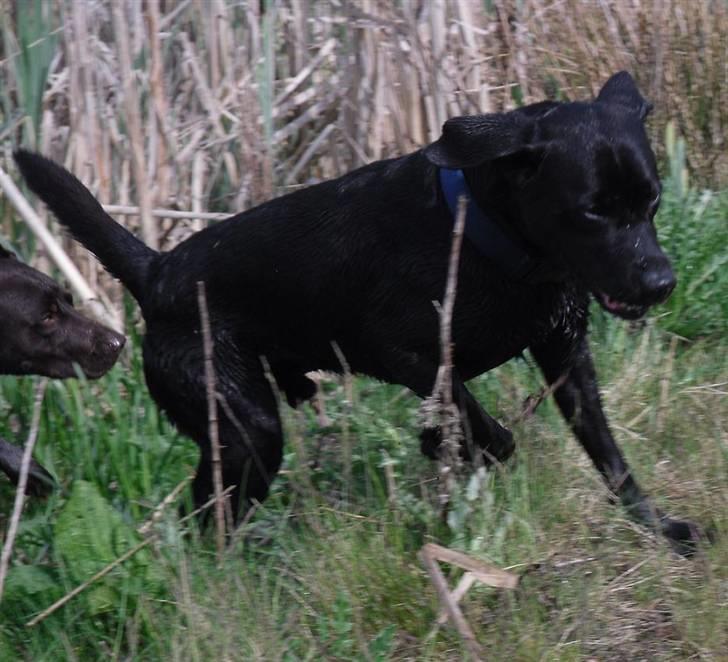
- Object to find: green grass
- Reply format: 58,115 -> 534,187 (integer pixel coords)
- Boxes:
1,184 -> 727,659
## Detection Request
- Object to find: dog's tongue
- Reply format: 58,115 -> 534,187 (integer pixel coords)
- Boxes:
602,294 -> 626,312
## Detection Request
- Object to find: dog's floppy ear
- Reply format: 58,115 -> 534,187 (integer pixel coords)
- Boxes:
597,71 -> 653,120
424,113 -> 531,168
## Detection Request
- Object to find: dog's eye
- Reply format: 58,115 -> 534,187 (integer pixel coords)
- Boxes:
584,207 -> 608,222
42,303 -> 59,324
648,192 -> 661,213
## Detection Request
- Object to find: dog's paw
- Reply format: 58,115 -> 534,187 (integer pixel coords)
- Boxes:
278,374 -> 317,408
419,427 -> 442,459
662,517 -> 714,557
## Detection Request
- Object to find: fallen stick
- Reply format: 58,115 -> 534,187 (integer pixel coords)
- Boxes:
26,484 -> 235,627
420,542 -> 519,659
420,545 -> 484,661
423,543 -> 519,590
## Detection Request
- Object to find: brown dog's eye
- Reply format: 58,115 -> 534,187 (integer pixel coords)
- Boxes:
41,303 -> 59,325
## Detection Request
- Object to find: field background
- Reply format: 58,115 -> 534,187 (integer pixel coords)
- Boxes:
1,1 -> 726,659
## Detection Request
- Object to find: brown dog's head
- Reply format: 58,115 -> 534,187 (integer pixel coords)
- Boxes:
425,71 -> 675,320
0,249 -> 125,379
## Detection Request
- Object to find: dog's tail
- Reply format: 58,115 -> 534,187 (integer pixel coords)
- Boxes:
14,150 -> 157,303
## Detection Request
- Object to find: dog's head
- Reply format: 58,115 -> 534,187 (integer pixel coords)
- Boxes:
0,254 -> 125,379
425,71 -> 675,319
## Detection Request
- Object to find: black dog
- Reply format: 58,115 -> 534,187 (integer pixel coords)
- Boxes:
0,244 -> 125,494
14,72 -> 703,551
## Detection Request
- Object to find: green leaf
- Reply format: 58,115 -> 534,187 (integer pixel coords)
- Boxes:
54,480 -> 164,614
2,565 -> 58,599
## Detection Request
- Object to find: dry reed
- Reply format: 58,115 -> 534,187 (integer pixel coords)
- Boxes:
0,0 -> 724,303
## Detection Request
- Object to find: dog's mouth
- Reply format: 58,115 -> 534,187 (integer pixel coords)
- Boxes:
594,292 -> 649,320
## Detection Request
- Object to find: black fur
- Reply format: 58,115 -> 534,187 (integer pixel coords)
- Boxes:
14,72 -> 705,553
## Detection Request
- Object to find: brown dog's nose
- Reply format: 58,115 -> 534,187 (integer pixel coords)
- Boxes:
105,331 -> 126,356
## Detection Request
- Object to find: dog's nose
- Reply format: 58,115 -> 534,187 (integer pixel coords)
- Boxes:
643,268 -> 676,304
109,332 -> 126,353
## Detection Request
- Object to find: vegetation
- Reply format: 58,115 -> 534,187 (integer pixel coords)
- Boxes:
0,1 -> 726,659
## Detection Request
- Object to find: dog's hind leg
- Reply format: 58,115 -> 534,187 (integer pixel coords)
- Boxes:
144,342 -> 283,522
531,332 -> 703,554
191,385 -> 283,523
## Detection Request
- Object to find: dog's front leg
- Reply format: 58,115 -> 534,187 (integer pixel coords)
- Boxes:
531,333 -> 702,554
0,436 -> 56,496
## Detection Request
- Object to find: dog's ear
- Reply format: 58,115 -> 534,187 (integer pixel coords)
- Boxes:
424,113 -> 531,168
597,71 -> 653,120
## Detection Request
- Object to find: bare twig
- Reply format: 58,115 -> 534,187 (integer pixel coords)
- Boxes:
102,204 -> 227,221
196,280 -> 227,562
0,165 -> 121,330
420,543 -> 484,661
513,371 -> 570,424
0,378 -> 48,603
424,194 -> 467,508
26,538 -> 153,628
26,484 -> 235,628
137,474 -> 193,536
420,542 -> 519,659
331,340 -> 354,491
423,543 -> 519,589
433,194 -> 467,414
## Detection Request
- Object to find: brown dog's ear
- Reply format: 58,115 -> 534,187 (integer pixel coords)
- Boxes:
597,71 -> 653,120
424,113 -> 531,169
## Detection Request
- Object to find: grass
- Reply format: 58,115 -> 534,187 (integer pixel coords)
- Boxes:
1,186 -> 726,659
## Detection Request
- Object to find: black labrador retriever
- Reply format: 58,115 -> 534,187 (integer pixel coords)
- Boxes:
14,72 -> 704,552
0,244 -> 125,494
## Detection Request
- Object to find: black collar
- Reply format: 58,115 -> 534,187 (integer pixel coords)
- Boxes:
439,168 -> 541,281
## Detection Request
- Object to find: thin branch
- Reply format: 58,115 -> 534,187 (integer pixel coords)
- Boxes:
26,484 -> 235,628
425,194 -> 467,508
513,371 -> 570,424
0,165 -> 121,330
102,205 -> 227,221
0,378 -> 48,603
196,281 -> 226,562
137,474 -> 193,536
421,542 -> 519,658
419,544 -> 484,661
26,538 -> 153,628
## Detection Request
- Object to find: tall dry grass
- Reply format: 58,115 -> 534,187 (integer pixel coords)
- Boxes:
0,0 -> 725,298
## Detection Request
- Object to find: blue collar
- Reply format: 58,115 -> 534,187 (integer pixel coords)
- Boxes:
439,168 -> 539,281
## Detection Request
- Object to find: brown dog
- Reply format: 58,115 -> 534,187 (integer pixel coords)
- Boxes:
0,244 -> 125,494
